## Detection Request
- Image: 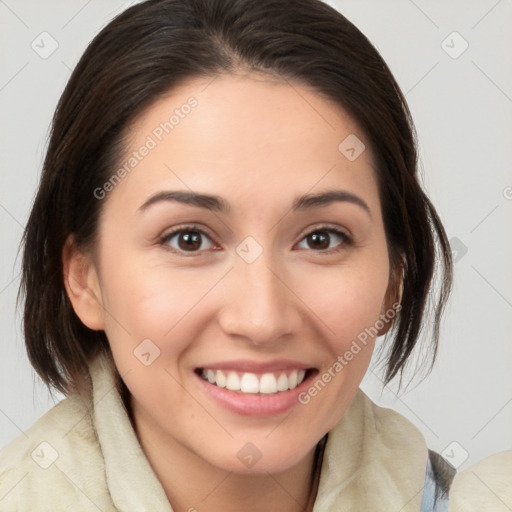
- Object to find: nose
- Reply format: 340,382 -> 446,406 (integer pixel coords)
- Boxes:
217,249 -> 303,346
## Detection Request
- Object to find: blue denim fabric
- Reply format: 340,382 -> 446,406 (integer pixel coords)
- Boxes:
420,456 -> 450,512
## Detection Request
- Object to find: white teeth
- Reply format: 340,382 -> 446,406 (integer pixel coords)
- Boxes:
259,373 -> 278,394
226,371 -> 241,391
201,368 -> 308,394
288,369 -> 298,389
215,370 -> 227,388
276,373 -> 289,392
240,373 -> 259,393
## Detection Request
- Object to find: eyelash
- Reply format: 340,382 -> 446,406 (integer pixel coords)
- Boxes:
158,223 -> 353,257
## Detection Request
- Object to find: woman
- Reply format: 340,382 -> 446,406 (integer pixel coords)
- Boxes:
1,0 -> 508,510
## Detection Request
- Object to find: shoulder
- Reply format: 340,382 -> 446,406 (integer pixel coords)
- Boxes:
357,396 -> 458,505
448,450 -> 512,511
319,390 -> 434,511
0,393 -> 113,510
353,388 -> 428,450
0,394 -> 92,466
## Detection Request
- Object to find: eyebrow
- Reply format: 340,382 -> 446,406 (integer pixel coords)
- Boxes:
138,189 -> 371,217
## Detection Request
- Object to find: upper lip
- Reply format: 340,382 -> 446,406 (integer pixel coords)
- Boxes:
195,359 -> 315,373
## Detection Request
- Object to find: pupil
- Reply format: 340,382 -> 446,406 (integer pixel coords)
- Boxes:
310,232 -> 329,250
179,231 -> 201,251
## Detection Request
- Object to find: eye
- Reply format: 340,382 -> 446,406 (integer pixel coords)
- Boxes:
160,226 -> 217,254
296,227 -> 351,253
159,224 -> 352,256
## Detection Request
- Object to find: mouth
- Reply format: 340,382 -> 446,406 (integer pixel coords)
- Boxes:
193,364 -> 318,417
195,367 -> 315,394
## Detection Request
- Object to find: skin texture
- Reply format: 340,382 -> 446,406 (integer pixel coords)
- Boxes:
63,72 -> 398,512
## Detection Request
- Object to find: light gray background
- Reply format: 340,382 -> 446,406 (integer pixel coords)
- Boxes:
1,0 -> 511,472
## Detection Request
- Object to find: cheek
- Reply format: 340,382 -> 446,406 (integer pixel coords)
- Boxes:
98,256 -> 223,362
98,265 -> 208,418
297,260 -> 390,351
293,266 -> 389,432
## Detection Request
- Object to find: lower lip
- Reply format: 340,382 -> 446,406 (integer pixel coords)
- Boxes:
195,371 -> 315,417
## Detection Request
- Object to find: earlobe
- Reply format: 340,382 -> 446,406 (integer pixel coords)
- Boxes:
62,235 -> 105,331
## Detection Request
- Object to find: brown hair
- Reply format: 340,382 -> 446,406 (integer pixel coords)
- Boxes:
19,0 -> 452,396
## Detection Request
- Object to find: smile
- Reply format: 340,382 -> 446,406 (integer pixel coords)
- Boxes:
193,361 -> 318,416
198,368 -> 309,394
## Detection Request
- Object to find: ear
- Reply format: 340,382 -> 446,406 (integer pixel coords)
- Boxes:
62,235 -> 105,331
377,255 -> 404,337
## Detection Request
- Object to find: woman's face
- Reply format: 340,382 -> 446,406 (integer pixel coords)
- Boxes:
75,73 -> 396,474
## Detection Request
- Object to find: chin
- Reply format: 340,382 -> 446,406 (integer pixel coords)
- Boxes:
199,436 -> 316,476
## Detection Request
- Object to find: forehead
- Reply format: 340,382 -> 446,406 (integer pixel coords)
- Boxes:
107,73 -> 379,214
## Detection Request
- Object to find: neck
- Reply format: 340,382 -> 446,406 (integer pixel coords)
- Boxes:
129,396 -> 323,512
